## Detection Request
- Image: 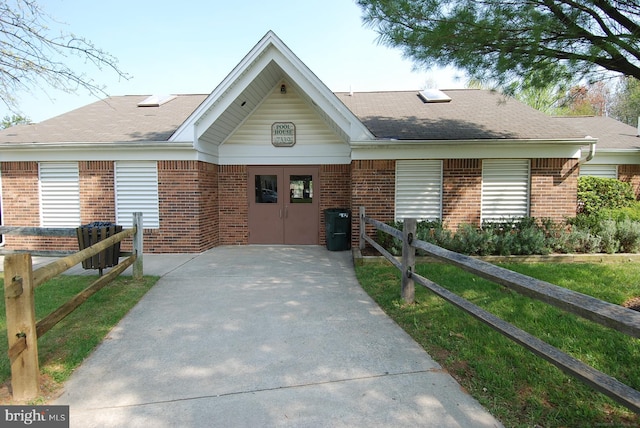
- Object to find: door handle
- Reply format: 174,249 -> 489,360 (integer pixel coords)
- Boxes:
279,208 -> 282,219
284,206 -> 288,218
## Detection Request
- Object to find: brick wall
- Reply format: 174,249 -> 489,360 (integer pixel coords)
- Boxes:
350,160 -> 395,246
218,165 -> 248,245
619,165 -> 640,199
1,160 -> 220,254
0,162 -> 47,250
530,158 -> 579,222
80,161 -> 115,222
145,160 -> 218,253
1,157 -> 585,253
199,162 -> 219,248
349,158 -> 579,238
442,159 -> 482,229
319,164 -> 351,245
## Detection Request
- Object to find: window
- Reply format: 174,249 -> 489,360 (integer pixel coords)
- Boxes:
255,175 -> 278,203
289,175 -> 312,203
481,159 -> 530,222
579,164 -> 618,179
39,162 -> 81,227
115,161 -> 159,228
395,160 -> 443,221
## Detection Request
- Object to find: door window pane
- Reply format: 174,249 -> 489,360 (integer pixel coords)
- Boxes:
255,175 -> 278,203
290,175 -> 312,203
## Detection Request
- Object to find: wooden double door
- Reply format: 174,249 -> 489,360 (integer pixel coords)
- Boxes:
248,166 -> 319,244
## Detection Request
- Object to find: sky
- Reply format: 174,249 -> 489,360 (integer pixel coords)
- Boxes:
4,0 -> 468,123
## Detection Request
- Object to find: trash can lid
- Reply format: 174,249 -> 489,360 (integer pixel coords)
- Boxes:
81,221 -> 117,228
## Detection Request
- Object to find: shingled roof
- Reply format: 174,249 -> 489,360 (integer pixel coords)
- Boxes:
0,95 -> 207,143
335,89 -> 585,141
0,89 -> 596,144
553,115 -> 640,150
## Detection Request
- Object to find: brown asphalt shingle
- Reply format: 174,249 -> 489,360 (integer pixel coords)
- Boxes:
553,116 -> 640,150
0,95 -> 207,143
1,89 -> 631,145
335,89 -> 585,140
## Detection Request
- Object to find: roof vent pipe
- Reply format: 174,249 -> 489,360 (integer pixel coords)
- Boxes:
637,116 -> 640,137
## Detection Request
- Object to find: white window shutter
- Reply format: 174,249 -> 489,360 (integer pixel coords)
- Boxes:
115,161 -> 159,228
481,159 -> 530,222
39,162 -> 81,227
579,164 -> 617,179
395,160 -> 443,221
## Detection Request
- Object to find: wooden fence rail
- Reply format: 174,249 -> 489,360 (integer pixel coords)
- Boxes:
358,206 -> 640,414
2,213 -> 144,400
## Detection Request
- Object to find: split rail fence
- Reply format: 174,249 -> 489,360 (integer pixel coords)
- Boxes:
358,206 -> 640,414
1,213 -> 144,400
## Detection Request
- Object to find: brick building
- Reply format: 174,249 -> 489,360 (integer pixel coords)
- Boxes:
1,32 -> 639,253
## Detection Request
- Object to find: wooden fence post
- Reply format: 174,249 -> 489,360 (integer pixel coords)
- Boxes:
133,212 -> 143,280
402,218 -> 417,304
359,206 -> 366,250
4,254 -> 40,400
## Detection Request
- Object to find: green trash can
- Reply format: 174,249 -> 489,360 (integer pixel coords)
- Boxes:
324,208 -> 351,251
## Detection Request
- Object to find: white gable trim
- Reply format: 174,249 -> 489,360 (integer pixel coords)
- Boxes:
170,31 -> 373,144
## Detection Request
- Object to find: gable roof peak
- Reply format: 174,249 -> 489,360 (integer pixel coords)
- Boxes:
170,31 -> 372,143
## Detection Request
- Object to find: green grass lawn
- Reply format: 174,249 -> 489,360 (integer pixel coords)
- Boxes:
0,274 -> 158,403
355,261 -> 640,427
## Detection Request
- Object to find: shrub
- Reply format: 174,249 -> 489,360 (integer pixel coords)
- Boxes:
568,212 -> 605,233
577,176 -> 635,215
375,220 -> 403,255
373,216 -> 640,256
540,218 -> 572,253
483,218 -> 549,256
415,220 -> 453,254
562,227 -> 602,253
616,219 -> 640,253
602,202 -> 640,222
599,219 -> 619,254
451,223 -> 495,256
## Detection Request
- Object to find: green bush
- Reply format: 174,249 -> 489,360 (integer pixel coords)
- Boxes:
568,211 -> 605,233
602,202 -> 640,222
616,219 -> 640,253
482,218 -> 549,256
450,223 -> 495,256
568,227 -> 602,253
599,219 -> 619,254
415,219 -> 453,251
374,216 -> 640,256
375,220 -> 403,255
577,176 -> 635,215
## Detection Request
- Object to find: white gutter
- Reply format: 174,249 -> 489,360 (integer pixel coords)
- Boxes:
0,141 -> 201,162
349,138 -> 592,148
579,138 -> 598,164
0,141 -> 194,149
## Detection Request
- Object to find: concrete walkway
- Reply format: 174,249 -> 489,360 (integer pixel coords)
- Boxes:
49,246 -> 501,427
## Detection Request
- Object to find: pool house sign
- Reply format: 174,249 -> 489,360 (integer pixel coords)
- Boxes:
271,122 -> 296,147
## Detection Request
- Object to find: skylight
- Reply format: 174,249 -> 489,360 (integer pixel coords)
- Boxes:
137,95 -> 177,107
418,89 -> 452,103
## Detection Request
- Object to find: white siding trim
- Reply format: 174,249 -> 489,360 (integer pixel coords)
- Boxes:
579,164 -> 618,178
395,160 -> 443,221
115,161 -> 159,229
39,162 -> 81,227
351,142 -> 583,161
481,159 -> 530,222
